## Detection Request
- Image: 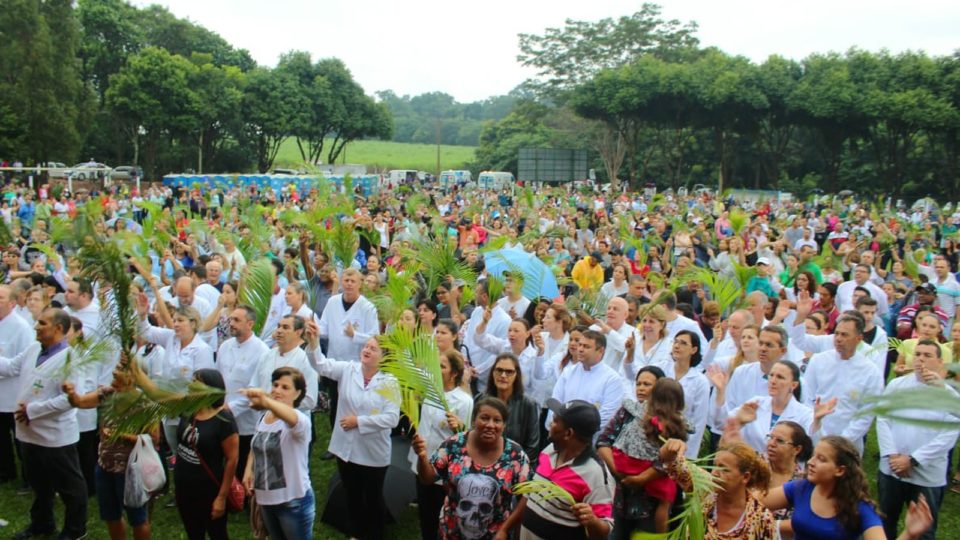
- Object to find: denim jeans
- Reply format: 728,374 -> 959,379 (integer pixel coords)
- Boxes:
260,489 -> 315,540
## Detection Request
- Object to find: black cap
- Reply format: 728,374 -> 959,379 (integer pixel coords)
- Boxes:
916,283 -> 937,294
546,398 -> 601,440
590,251 -> 602,261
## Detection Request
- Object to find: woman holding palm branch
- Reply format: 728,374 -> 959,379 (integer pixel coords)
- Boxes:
305,324 -> 399,540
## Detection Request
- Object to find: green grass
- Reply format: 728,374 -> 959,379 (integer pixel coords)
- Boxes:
3,415 -> 958,538
274,138 -> 476,173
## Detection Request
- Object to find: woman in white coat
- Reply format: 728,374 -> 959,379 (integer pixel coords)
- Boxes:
305,326 -> 399,540
135,292 -> 214,456
708,360 -> 835,455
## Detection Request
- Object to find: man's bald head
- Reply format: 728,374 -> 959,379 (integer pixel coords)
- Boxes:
175,276 -> 196,306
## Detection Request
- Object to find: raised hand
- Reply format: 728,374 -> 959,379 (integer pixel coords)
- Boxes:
659,438 -> 686,463
813,396 -> 838,421
904,494 -> 933,538
735,401 -> 759,425
239,388 -> 269,410
795,289 -> 814,320
706,364 -> 728,391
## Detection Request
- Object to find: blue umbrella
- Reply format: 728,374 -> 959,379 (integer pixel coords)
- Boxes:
484,247 -> 560,299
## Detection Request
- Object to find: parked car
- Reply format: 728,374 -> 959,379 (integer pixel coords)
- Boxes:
108,165 -> 143,181
67,162 -> 111,180
39,162 -> 69,178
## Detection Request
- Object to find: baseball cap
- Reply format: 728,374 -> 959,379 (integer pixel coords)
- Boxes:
916,283 -> 937,294
756,257 -> 772,266
590,251 -> 603,261
546,398 -> 601,440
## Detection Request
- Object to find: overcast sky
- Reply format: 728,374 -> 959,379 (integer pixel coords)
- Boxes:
131,0 -> 959,103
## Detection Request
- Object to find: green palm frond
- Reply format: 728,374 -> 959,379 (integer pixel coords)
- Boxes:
328,220 -> 359,268
728,208 -> 749,237
730,261 -> 758,290
479,235 -> 511,253
635,452 -> 720,540
514,480 -> 576,505
564,285 -> 610,319
102,379 -> 226,441
676,267 -> 743,317
903,250 -> 921,280
887,338 -> 907,354
238,258 -> 275,336
859,382 -> 960,429
74,238 -> 138,356
650,194 -> 667,212
405,193 -> 431,218
377,326 -> 449,429
485,274 -> 506,305
370,267 -> 418,325
58,336 -> 119,380
403,233 -> 476,297
0,218 -> 11,245
238,204 -> 273,261
519,186 -> 535,209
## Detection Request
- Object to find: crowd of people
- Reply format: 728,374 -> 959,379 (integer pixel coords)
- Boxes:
0,177 -> 956,540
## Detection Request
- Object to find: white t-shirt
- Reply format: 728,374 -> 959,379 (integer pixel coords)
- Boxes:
250,410 -> 312,505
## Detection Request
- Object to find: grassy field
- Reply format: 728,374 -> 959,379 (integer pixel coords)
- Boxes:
1,415 -> 957,538
274,138 -> 476,173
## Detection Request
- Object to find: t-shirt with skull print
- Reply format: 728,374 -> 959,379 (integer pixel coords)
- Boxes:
431,431 -> 531,540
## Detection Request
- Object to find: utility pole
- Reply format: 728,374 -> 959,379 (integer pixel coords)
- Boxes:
435,117 -> 441,177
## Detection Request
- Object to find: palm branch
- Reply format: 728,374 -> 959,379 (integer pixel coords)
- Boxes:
369,266 -> 418,325
328,220 -> 359,268
101,378 -> 226,441
237,258 -> 275,336
485,274 -> 506,305
636,452 -> 720,540
0,217 -> 11,245
513,480 -> 576,505
728,208 -> 750,237
404,193 -> 431,218
57,335 -> 119,380
238,204 -> 273,261
564,285 -> 610,320
859,382 -> 960,430
377,325 -> 449,429
74,240 -> 138,357
64,199 -> 225,439
902,250 -> 922,280
403,232 -> 476,298
730,261 -> 758,290
675,267 -> 744,317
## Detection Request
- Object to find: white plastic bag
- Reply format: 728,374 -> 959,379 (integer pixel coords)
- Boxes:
123,456 -> 149,508
132,434 -> 166,493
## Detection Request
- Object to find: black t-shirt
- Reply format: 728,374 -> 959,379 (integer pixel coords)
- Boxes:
863,326 -> 878,346
175,409 -> 238,498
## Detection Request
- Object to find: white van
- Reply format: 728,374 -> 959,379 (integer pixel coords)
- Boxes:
476,171 -> 515,191
439,170 -> 473,189
387,169 -> 420,185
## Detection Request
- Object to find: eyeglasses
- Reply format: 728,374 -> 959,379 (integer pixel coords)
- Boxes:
765,434 -> 795,447
494,368 -> 517,377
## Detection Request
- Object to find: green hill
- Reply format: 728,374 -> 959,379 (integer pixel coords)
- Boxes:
275,138 -> 476,172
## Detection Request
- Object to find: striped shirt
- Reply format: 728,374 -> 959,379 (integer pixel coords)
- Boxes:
520,444 -> 613,540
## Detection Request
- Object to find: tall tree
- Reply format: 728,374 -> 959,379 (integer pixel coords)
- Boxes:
242,68 -> 303,173
517,3 -> 699,99
106,47 -> 199,177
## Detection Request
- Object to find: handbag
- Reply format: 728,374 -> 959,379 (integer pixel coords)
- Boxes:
249,492 -> 268,540
192,418 -> 245,512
